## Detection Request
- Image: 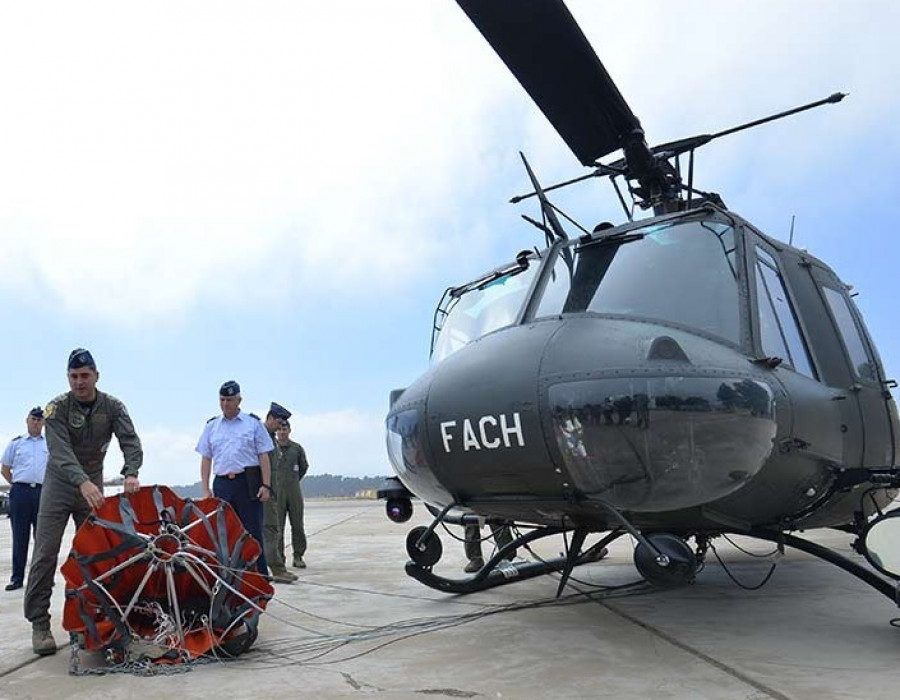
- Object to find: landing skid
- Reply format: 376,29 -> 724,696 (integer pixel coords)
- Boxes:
405,525 -> 622,595
732,527 -> 900,604
403,521 -> 900,608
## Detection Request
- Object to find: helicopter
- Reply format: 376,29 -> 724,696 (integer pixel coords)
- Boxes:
378,0 -> 900,608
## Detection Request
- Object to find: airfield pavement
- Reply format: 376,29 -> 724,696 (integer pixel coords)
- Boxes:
0,496 -> 898,699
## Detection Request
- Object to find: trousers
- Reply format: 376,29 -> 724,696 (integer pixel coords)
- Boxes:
8,483 -> 41,585
24,475 -> 95,630
263,477 -> 306,570
464,523 -> 515,562
214,472 -> 268,575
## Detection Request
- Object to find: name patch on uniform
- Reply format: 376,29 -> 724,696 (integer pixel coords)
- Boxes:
439,412 -> 525,453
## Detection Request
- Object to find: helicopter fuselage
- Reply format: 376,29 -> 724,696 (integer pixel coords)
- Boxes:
386,207 -> 898,534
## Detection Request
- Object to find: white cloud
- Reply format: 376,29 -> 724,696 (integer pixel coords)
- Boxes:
0,0 -> 511,321
7,1 -> 894,324
291,409 -> 389,477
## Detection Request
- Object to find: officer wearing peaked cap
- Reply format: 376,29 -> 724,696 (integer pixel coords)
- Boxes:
25,348 -> 143,656
196,381 -> 274,577
269,402 -> 292,422
2,407 -> 49,592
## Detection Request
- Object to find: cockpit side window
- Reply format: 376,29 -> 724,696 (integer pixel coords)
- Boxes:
754,247 -> 816,378
431,257 -> 540,364
822,286 -> 877,382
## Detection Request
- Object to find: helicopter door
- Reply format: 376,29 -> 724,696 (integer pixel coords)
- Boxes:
804,264 -> 896,468
750,244 -> 844,466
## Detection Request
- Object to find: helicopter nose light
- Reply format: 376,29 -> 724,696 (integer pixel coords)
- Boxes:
378,477 -> 416,523
386,498 -> 413,524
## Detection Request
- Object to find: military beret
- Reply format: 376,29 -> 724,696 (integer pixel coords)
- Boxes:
29,406 -> 44,419
68,348 -> 96,371
269,402 -> 292,420
220,380 -> 241,397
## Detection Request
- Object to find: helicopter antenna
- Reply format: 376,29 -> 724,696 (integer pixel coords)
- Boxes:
521,214 -> 555,248
789,215 -> 796,246
519,152 -> 568,241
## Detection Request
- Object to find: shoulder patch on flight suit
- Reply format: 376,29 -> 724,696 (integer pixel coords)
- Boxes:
43,403 -> 55,419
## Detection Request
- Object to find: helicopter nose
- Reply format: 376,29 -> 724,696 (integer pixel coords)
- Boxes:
547,373 -> 777,512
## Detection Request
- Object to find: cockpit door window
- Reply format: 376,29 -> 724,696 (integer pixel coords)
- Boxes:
753,246 -> 815,378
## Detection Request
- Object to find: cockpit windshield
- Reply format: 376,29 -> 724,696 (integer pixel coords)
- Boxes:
431,254 -> 539,364
537,219 -> 741,343
431,218 -> 740,364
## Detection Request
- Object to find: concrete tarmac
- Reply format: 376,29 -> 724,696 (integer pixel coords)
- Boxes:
0,497 -> 898,699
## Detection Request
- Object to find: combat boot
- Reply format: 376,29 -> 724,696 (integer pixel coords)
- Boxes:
292,557 -> 306,569
270,568 -> 297,583
464,557 -> 484,574
32,628 -> 57,656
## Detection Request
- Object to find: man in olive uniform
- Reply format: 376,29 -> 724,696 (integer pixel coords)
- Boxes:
262,402 -> 296,582
463,523 -> 515,573
270,421 -> 310,570
25,348 -> 143,656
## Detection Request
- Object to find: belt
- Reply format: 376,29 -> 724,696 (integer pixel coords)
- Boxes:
216,470 -> 245,480
13,482 -> 41,488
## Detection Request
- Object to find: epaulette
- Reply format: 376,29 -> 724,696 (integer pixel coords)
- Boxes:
11,435 -> 24,442
249,413 -> 261,420
206,415 -> 218,423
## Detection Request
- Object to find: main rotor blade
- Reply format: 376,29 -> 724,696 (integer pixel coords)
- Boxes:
456,0 -> 642,165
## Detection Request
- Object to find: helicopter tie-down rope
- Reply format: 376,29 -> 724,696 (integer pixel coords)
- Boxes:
62,485 -> 273,675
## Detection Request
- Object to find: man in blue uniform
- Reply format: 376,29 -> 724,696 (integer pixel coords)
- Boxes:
196,381 -> 274,576
25,348 -> 143,655
1,407 -> 49,591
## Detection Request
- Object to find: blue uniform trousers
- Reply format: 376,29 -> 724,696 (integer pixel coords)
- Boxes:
213,473 -> 268,575
9,483 -> 41,585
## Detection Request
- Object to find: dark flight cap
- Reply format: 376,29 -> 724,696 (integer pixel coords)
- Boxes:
269,402 -> 292,420
219,380 -> 241,397
29,406 -> 44,419
68,348 -> 96,371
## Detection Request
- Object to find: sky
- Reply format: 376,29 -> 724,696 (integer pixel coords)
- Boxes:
1,0 -> 898,486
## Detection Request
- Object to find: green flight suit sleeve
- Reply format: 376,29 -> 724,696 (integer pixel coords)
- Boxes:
296,444 -> 309,480
112,398 -> 143,477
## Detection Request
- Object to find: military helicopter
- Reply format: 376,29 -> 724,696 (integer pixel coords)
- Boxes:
378,0 -> 900,608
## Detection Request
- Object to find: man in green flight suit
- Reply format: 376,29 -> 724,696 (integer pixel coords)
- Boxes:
262,402 -> 296,583
25,348 -> 143,656
270,421 -> 309,570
